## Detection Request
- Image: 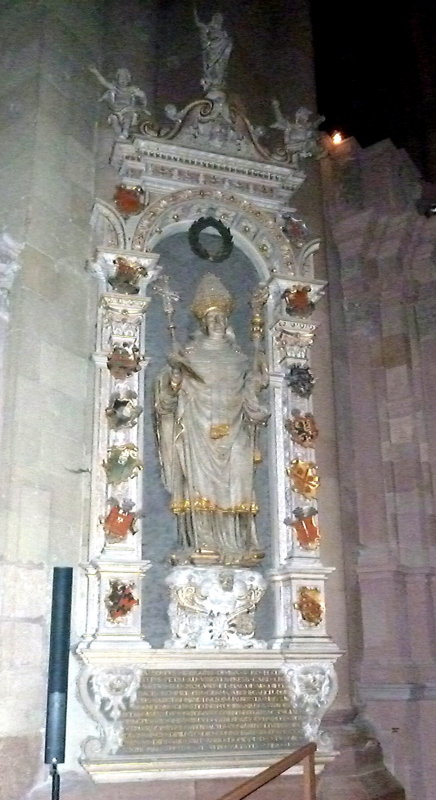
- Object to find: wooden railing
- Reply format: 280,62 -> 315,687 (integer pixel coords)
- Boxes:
215,742 -> 317,800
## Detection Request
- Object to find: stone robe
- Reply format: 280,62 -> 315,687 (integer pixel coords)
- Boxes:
155,332 -> 269,564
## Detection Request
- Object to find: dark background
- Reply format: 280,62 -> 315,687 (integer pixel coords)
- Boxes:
310,0 -> 436,181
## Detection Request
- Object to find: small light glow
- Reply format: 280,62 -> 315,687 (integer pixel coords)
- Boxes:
331,131 -> 343,145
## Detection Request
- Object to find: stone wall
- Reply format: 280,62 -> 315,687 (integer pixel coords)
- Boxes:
0,2 -> 103,798
322,136 -> 436,800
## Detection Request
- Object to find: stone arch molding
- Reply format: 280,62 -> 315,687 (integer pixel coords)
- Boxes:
131,188 -> 319,280
90,199 -> 127,252
91,189 -> 320,281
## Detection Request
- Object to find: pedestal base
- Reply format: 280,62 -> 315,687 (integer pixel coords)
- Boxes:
165,565 -> 267,650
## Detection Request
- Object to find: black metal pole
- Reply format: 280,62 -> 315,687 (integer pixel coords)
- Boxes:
50,759 -> 60,800
44,567 -> 73,798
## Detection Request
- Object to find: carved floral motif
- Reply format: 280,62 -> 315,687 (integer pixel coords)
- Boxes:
283,662 -> 337,741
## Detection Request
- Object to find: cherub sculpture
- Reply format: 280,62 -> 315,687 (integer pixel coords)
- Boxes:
270,100 -> 325,164
89,66 -> 150,139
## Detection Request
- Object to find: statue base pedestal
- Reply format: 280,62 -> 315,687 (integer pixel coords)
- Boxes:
165,565 -> 267,650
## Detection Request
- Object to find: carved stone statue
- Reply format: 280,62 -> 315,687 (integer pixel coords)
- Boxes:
154,273 -> 269,567
194,8 -> 232,93
89,66 -> 150,139
270,100 -> 325,164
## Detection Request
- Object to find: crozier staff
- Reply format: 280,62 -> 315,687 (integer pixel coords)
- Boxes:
155,273 -> 270,566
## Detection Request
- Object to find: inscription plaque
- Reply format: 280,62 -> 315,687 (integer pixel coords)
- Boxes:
121,669 -> 304,755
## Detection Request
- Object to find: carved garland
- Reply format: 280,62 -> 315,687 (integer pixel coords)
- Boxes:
188,216 -> 233,262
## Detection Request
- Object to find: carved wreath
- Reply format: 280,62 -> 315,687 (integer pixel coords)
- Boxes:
188,217 -> 233,263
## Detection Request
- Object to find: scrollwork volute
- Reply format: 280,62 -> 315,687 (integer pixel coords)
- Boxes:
79,666 -> 142,758
283,662 -> 338,741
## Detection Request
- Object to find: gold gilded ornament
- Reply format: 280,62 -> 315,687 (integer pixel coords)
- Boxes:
287,459 -> 320,499
191,272 -> 234,319
210,423 -> 230,439
294,586 -> 323,626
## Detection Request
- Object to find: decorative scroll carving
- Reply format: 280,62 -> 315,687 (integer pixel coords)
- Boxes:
80,666 -> 142,757
273,320 -> 316,364
283,661 -> 338,741
165,566 -> 267,650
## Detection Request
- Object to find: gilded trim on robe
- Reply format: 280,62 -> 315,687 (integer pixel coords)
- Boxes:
171,497 -> 259,515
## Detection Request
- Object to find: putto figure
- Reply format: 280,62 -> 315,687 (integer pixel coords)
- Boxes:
89,65 -> 150,139
194,7 -> 233,93
270,100 -> 325,164
154,273 -> 270,566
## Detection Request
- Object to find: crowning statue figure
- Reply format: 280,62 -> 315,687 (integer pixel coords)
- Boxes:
155,274 -> 270,567
194,7 -> 233,93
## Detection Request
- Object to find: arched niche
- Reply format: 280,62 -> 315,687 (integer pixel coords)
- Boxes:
139,230 -> 273,646
131,187 -> 319,281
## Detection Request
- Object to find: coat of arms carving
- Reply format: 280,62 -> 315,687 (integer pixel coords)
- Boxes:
291,507 -> 320,550
281,285 -> 314,317
103,444 -> 143,485
285,364 -> 315,398
294,587 -> 323,626
107,343 -> 142,379
285,412 -> 319,447
106,580 -> 139,622
103,505 -> 138,541
287,459 -> 320,499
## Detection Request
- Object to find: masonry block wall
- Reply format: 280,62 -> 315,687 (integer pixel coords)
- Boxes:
322,136 -> 436,800
0,2 -> 103,798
